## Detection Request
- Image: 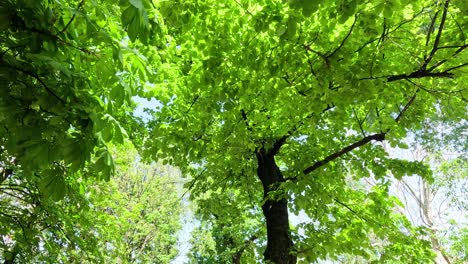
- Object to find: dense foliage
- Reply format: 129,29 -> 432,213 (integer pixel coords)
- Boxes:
0,144 -> 182,263
143,0 -> 467,263
1,0 -> 466,263
0,0 -> 161,187
0,1 -> 180,263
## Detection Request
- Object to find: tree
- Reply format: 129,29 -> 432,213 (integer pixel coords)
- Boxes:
393,105 -> 467,264
0,0 -> 163,192
144,0 -> 467,262
95,145 -> 182,263
187,186 -> 265,263
1,1 -> 189,262
333,146 -> 467,264
391,145 -> 467,263
0,144 -> 182,263
0,154 -> 106,263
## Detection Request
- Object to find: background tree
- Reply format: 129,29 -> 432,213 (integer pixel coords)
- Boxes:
393,105 -> 467,264
94,145 -> 182,263
0,144 -> 182,263
144,0 -> 467,262
187,185 -> 265,263
0,153 -> 106,263
330,146 -> 467,264
396,154 -> 467,264
390,116 -> 467,264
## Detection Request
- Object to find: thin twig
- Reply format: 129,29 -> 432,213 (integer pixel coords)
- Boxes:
59,1 -> 85,35
327,14 -> 358,58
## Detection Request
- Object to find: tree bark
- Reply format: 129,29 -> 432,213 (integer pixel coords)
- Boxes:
232,253 -> 241,264
3,251 -> 16,264
256,148 -> 296,264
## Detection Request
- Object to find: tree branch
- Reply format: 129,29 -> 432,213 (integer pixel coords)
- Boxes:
232,233 -> 258,262
442,62 -> 468,72
7,64 -> 66,104
303,132 -> 386,175
303,44 -> 326,59
425,10 -> 439,48
327,14 -> 358,58
301,88 -> 418,176
365,0 -> 465,83
332,197 -> 375,224
387,70 -> 454,82
240,109 -> 253,131
426,43 -> 467,72
395,88 -> 419,122
59,1 -> 85,35
352,107 -> 367,137
422,0 -> 451,71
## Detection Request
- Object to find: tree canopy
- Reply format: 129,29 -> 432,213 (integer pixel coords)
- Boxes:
143,0 -> 467,262
1,0 -> 467,263
1,1 -> 181,263
0,0 -> 162,189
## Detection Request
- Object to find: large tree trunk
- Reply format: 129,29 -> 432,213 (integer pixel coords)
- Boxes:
256,148 -> 296,264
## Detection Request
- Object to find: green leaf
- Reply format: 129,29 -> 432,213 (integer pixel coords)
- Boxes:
128,18 -> 140,41
38,167 -> 66,201
121,5 -> 138,26
129,0 -> 144,10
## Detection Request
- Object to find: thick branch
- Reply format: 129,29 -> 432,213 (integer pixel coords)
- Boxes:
271,135 -> 288,156
302,86 -> 418,176
422,0 -> 451,71
303,132 -> 385,175
387,70 -> 454,82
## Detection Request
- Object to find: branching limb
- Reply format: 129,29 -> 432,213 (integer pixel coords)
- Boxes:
301,88 -> 418,176
422,0 -> 451,71
272,103 -> 337,156
363,0 -> 466,83
427,44 -> 468,71
7,64 -> 66,104
352,107 -> 367,137
303,44 -> 326,59
354,7 -> 431,53
59,1 -> 85,35
303,132 -> 386,175
327,15 -> 358,58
